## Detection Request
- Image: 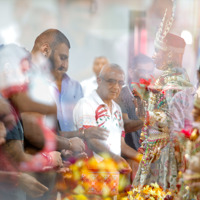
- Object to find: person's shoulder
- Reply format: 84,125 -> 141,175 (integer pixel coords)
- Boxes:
76,95 -> 92,105
81,76 -> 95,86
119,86 -> 133,101
113,100 -> 122,111
121,85 -> 131,95
67,76 -> 81,85
74,96 -> 94,114
64,74 -> 82,89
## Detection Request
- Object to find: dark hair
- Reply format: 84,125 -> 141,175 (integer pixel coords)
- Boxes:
131,54 -> 153,70
32,29 -> 71,52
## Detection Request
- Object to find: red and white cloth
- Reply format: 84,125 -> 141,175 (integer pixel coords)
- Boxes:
73,90 -> 125,159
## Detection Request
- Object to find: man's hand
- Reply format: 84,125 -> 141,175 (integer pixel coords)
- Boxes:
113,155 -> 132,174
0,99 -> 16,130
123,113 -> 144,133
0,122 -> 6,145
61,149 -> 73,159
61,149 -> 87,161
73,152 -> 88,159
19,173 -> 48,198
0,98 -> 13,116
132,89 -> 142,99
133,96 -> 146,121
60,149 -> 87,169
69,137 -> 85,153
49,151 -> 63,168
84,127 -> 109,140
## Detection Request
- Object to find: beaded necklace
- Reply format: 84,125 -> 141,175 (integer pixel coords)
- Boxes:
139,70 -> 180,175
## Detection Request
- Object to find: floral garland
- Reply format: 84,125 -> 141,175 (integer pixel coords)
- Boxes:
126,183 -> 174,200
58,154 -> 130,199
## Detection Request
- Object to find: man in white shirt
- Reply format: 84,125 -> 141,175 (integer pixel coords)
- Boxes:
74,63 -> 142,166
81,56 -> 109,97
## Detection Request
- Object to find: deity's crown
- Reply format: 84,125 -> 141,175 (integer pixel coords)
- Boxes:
154,0 -> 186,54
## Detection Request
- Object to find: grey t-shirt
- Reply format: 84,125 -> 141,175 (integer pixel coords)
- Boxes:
115,86 -> 141,150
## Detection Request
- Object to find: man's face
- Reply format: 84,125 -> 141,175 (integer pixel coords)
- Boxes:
98,69 -> 125,100
152,49 -> 167,70
50,43 -> 69,77
134,62 -> 155,80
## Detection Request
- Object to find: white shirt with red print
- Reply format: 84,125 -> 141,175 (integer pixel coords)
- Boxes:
73,90 -> 125,158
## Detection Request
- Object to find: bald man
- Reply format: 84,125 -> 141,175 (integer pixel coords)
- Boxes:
74,63 -> 142,168
31,29 -> 109,143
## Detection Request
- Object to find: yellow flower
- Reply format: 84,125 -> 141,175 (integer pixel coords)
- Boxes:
73,185 -> 85,194
104,197 -> 112,200
121,197 -> 129,200
102,185 -> 110,197
87,157 -> 98,169
150,182 -> 159,189
129,196 -> 134,200
149,197 -> 155,200
166,191 -> 172,196
127,183 -> 174,200
72,194 -> 88,200
156,190 -> 162,197
127,190 -> 133,195
73,169 -> 81,181
132,187 -> 139,193
63,171 -> 72,179
135,193 -> 145,200
119,174 -> 129,191
75,159 -> 85,168
143,185 -> 150,190
149,189 -> 157,196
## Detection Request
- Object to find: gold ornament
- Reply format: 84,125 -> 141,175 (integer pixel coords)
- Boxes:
190,128 -> 199,141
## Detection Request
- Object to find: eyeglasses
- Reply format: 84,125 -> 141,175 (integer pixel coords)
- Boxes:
100,76 -> 125,87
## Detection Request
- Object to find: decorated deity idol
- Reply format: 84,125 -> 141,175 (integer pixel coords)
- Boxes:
133,2 -> 194,191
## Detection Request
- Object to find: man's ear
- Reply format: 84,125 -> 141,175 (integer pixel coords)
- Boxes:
40,43 -> 51,58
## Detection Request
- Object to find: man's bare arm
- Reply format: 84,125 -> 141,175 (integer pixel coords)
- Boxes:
21,112 -> 45,149
10,92 -> 57,115
87,138 -> 132,173
21,112 -> 84,153
2,140 -> 32,164
121,137 -> 142,163
59,126 -> 109,140
123,113 -> 143,133
87,138 -> 123,162
0,171 -> 48,198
